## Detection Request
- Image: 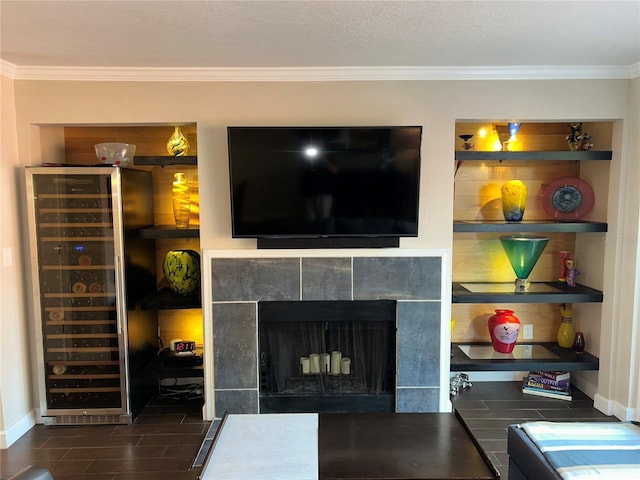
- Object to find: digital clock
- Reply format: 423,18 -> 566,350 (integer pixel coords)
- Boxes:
169,338 -> 196,354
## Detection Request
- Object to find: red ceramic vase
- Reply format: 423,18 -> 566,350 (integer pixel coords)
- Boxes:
488,309 -> 521,353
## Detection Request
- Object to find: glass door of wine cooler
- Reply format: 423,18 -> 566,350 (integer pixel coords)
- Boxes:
26,167 -> 131,420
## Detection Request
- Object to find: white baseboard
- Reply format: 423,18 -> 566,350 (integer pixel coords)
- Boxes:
0,410 -> 36,449
593,394 -> 638,421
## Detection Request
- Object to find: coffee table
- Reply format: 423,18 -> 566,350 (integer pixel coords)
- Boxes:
199,411 -> 499,480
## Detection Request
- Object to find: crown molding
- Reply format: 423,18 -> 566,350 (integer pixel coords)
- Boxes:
0,60 -> 18,79
1,60 -> 638,81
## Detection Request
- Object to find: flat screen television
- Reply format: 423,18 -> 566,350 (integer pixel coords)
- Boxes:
228,126 -> 422,245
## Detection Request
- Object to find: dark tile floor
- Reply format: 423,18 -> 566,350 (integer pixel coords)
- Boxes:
452,380 -> 617,480
2,381 -> 616,480
0,397 -> 210,480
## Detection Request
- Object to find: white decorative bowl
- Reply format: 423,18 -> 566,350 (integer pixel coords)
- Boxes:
94,143 -> 136,166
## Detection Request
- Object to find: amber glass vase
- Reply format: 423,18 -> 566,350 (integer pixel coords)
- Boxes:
172,173 -> 190,228
166,126 -> 190,156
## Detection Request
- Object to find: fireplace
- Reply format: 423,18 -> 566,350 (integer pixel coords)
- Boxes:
258,300 -> 396,413
209,253 -> 444,418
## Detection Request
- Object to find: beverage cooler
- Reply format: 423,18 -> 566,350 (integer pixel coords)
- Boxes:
25,167 -> 158,424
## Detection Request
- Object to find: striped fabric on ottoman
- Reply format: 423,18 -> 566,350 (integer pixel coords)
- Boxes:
519,421 -> 640,479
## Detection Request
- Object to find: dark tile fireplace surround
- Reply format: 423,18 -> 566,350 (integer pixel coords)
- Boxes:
210,255 -> 443,418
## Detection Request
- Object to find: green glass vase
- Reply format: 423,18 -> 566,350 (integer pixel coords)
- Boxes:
500,235 -> 549,291
162,250 -> 200,296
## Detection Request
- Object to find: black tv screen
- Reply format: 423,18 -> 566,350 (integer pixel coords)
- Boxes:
228,126 -> 422,239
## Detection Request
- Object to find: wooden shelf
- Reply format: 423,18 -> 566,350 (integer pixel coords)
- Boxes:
450,342 -> 599,372
452,282 -> 603,304
453,220 -> 607,233
454,150 -> 612,161
131,225 -> 200,239
133,155 -> 197,166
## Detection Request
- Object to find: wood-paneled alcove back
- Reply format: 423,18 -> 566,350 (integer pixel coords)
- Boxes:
451,121 -> 612,343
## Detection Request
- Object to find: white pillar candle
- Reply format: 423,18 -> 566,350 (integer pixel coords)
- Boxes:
320,353 -> 330,373
300,356 -> 310,374
330,351 -> 342,375
309,353 -> 320,373
341,357 -> 351,375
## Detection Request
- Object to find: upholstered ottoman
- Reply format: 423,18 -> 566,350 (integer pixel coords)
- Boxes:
508,421 -> 640,480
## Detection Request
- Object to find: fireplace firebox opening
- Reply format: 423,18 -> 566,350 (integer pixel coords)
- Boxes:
258,300 -> 396,413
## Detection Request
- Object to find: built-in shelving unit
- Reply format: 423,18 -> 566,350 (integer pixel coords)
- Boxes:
452,148 -> 610,306
451,122 -> 613,372
125,154 -> 201,311
41,125 -> 204,409
140,151 -> 203,388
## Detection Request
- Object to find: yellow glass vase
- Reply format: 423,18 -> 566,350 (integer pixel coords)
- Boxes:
166,126 -> 190,157
557,305 -> 575,348
172,172 -> 190,228
501,180 -> 527,222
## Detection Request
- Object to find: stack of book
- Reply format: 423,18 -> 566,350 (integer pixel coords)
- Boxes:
522,370 -> 572,400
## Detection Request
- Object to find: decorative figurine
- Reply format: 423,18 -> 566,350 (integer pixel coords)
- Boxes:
558,251 -> 570,283
450,373 -> 472,395
566,123 -> 593,151
565,259 -> 580,287
459,134 -> 474,151
579,132 -> 593,151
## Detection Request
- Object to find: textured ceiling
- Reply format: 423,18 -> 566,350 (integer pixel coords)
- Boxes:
1,0 -> 639,78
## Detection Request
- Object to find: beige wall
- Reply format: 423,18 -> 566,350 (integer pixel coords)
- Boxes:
597,76 -> 640,419
1,75 -> 35,448
2,77 -> 639,445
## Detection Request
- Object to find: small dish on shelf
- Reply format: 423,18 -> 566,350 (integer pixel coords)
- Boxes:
541,176 -> 594,221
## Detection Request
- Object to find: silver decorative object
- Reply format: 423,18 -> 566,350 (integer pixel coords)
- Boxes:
450,373 -> 472,395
